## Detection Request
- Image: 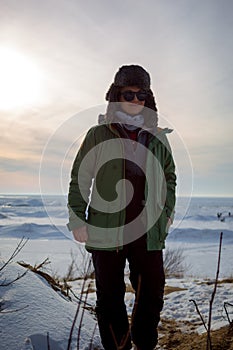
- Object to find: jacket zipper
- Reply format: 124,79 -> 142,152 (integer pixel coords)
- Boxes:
109,124 -> 125,253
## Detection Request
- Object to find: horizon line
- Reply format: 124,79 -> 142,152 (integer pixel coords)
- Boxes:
0,192 -> 233,198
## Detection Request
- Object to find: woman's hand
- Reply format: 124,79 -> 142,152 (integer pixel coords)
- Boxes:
166,217 -> 173,232
72,226 -> 88,243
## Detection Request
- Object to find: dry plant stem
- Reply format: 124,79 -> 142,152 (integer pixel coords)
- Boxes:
109,275 -> 142,349
73,245 -> 94,279
47,332 -> 50,350
67,257 -> 92,350
89,322 -> 98,350
206,232 -> 223,350
131,274 -> 142,326
0,270 -> 28,287
69,288 -> 94,308
118,274 -> 142,350
0,304 -> 29,314
77,281 -> 92,349
0,237 -> 28,273
35,258 -> 50,270
189,299 -> 208,332
109,324 -> 130,350
224,302 -> 233,325
109,324 -> 119,349
118,332 -> 131,350
164,247 -> 186,278
17,261 -> 71,298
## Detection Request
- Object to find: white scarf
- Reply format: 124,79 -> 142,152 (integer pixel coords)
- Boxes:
115,111 -> 144,131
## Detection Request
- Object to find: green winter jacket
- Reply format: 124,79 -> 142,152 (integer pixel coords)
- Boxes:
67,120 -> 176,251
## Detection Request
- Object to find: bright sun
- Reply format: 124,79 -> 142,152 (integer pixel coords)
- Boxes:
0,47 -> 43,110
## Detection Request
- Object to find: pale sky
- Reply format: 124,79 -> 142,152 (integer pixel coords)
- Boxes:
0,0 -> 233,196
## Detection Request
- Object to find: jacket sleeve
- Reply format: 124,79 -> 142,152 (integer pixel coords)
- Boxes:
164,142 -> 176,221
67,127 -> 96,231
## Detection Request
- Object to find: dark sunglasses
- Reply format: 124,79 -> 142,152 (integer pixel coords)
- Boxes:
120,90 -> 147,102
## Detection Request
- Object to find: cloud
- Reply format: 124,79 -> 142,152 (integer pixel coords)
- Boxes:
0,157 -> 37,173
0,0 -> 233,195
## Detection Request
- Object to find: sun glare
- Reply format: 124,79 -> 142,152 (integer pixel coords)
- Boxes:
0,47 -> 43,110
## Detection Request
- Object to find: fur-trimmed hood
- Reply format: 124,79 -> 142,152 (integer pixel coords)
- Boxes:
98,113 -> 173,137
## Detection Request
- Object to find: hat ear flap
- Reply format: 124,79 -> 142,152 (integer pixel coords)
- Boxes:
105,84 -> 122,102
105,83 -> 114,101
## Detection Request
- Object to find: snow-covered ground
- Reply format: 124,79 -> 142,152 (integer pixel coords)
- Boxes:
0,263 -> 101,350
1,195 -> 233,349
1,260 -> 233,350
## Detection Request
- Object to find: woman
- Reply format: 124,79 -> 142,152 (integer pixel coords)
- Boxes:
67,65 -> 176,350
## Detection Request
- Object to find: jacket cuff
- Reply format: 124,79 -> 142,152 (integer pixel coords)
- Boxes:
165,208 -> 175,223
67,208 -> 86,231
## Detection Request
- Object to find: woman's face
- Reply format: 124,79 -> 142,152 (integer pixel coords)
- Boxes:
119,86 -> 146,115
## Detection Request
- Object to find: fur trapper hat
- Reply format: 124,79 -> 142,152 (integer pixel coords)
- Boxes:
113,65 -> 151,90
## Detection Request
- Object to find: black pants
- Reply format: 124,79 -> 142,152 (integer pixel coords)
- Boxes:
92,235 -> 165,350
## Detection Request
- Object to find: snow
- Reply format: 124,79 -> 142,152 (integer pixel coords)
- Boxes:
1,261 -> 232,350
1,195 -> 233,349
0,263 -> 101,350
162,278 -> 233,334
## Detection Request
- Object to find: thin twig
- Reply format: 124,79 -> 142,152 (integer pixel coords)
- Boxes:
67,257 -> 92,350
131,274 -> 142,326
47,332 -> 50,350
109,324 -> 119,349
110,275 -> 142,350
77,281 -> 92,349
89,322 -> 97,350
224,302 -> 233,325
35,258 -> 51,270
0,270 -> 28,286
206,232 -> 223,350
189,299 -> 208,332
0,304 -> 29,314
17,261 -> 71,299
119,274 -> 142,350
108,275 -> 142,350
109,321 -> 131,350
69,288 -> 94,308
0,237 -> 28,273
